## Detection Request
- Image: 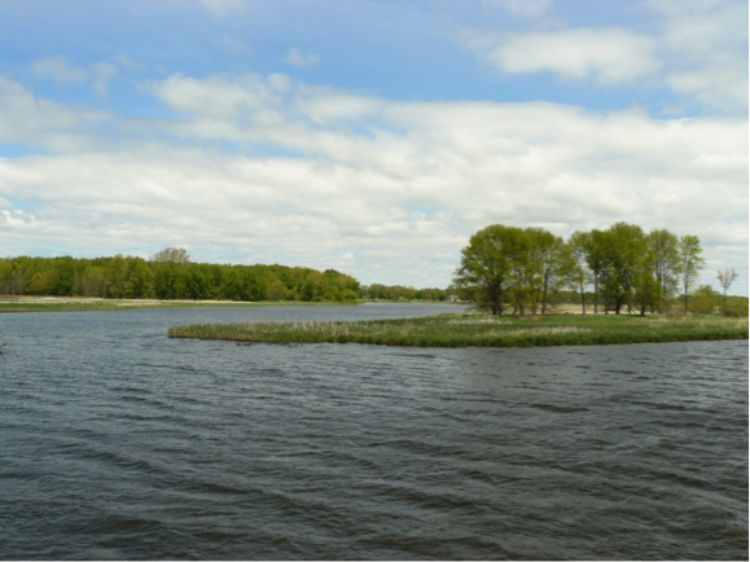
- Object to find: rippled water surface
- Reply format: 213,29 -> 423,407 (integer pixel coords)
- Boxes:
1,304 -> 747,559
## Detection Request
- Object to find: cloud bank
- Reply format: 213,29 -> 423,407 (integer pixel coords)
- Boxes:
0,72 -> 746,289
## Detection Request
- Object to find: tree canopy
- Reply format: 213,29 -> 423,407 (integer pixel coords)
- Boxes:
0,253 -> 360,303
455,222 -> 709,315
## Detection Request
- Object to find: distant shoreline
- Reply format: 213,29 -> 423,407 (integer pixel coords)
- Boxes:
0,296 -> 354,313
0,296 -> 460,313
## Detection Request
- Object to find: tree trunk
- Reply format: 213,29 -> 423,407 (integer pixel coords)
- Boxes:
594,274 -> 599,314
579,279 -> 586,315
683,275 -> 689,314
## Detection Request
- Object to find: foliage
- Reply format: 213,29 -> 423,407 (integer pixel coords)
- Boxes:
678,235 -> 705,313
456,222 -> 711,315
152,247 -> 190,263
690,285 -> 720,315
359,283 -> 450,301
721,295 -> 749,318
454,225 -> 524,315
0,253 -> 360,303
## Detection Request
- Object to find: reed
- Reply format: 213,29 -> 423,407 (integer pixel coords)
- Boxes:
168,313 -> 748,347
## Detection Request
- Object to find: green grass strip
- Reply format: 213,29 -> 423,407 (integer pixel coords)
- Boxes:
168,313 -> 748,348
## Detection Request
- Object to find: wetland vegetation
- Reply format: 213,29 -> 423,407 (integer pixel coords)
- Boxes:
169,312 -> 748,348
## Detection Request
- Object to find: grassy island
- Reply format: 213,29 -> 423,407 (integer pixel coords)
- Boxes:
168,313 -> 748,348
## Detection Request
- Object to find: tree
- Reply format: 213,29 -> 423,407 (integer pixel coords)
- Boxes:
678,235 -> 704,313
567,231 -> 590,314
526,228 -> 570,314
583,229 -> 608,314
717,268 -> 738,308
152,247 -> 190,264
647,229 -> 680,313
598,223 -> 646,315
454,225 -> 525,315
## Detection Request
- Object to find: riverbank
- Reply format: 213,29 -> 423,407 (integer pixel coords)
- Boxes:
0,296 -> 362,313
169,312 -> 748,347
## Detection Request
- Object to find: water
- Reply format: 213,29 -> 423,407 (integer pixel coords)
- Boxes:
0,304 -> 747,559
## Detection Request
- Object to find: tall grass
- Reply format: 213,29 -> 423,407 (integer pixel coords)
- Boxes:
168,313 -> 748,348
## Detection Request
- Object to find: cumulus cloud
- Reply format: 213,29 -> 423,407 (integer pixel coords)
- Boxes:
0,73 -> 746,289
468,27 -> 659,83
285,48 -> 321,68
31,56 -> 120,97
462,0 -> 747,113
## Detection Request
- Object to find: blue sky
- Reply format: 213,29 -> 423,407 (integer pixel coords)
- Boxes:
0,0 -> 747,293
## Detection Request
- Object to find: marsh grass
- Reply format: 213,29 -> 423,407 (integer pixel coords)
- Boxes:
168,312 -> 748,347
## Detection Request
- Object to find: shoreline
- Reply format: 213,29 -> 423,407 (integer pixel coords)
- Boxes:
0,296 -> 360,313
0,296 -> 465,313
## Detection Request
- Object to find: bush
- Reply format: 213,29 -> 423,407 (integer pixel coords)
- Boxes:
721,298 -> 749,318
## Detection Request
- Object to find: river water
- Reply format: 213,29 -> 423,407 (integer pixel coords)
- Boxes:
0,304 -> 747,559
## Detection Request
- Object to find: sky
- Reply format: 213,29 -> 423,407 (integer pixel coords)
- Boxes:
0,0 -> 747,293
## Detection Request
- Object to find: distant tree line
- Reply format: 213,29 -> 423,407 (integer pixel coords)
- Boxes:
454,222 -> 744,316
359,283 -> 450,302
0,249 -> 360,302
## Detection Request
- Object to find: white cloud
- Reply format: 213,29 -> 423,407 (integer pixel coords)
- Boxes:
0,77 -> 111,150
462,0 -> 747,112
30,56 -> 121,97
199,0 -> 246,17
0,73 -> 746,291
470,27 -> 659,83
285,48 -> 321,68
649,0 -> 748,113
482,0 -> 552,19
32,56 -> 88,84
92,63 -> 117,96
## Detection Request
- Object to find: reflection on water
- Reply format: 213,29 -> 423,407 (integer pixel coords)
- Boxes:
0,304 -> 747,559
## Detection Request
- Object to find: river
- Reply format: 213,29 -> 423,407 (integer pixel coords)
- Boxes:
0,304 -> 746,559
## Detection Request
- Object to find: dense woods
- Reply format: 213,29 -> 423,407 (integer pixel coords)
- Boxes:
0,252 -> 360,302
454,222 -> 744,317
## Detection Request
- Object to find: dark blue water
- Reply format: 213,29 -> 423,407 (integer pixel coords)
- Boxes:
0,304 -> 747,559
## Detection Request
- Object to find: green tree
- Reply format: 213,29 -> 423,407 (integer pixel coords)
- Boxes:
583,229 -> 608,314
567,231 -> 591,314
647,229 -> 680,313
678,235 -> 704,313
76,265 -> 107,297
527,228 -> 570,314
152,247 -> 190,264
454,224 -> 525,315
598,223 -> 646,315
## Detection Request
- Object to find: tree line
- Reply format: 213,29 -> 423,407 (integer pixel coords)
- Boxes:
359,283 -> 450,302
454,222 -> 742,316
0,249 -> 360,302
